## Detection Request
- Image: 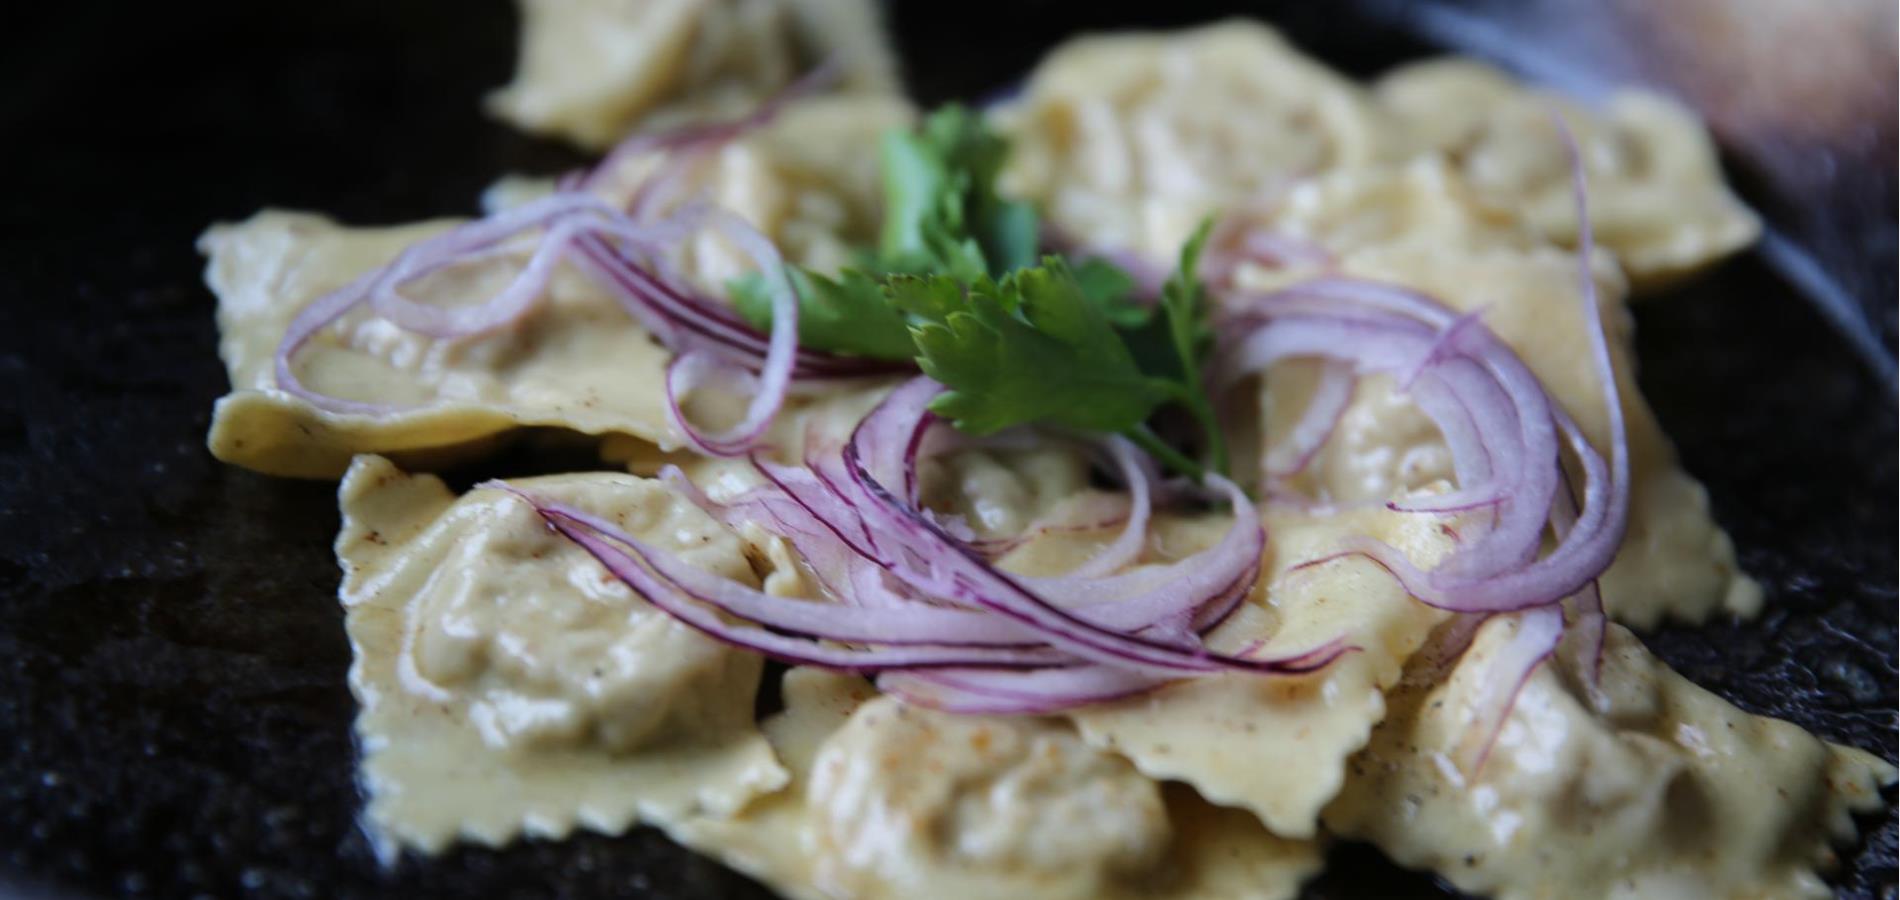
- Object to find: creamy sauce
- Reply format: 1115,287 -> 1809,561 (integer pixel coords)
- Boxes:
337,455 -> 786,860
488,0 -> 900,148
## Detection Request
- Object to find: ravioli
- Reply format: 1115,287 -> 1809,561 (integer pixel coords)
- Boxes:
488,0 -> 900,149
203,96 -> 911,480
995,19 -> 1397,265
671,669 -> 1324,900
1057,500 -> 1458,839
1324,620 -> 1896,900
336,455 -> 786,861
1375,59 -> 1760,289
1242,238 -> 1760,627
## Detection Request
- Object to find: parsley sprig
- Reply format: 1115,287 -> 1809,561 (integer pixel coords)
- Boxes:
731,106 -> 1227,480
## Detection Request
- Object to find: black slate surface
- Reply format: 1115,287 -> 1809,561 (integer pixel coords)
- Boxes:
1,2 -> 1893,898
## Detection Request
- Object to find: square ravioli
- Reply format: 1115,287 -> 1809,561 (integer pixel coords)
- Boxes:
1325,621 -> 1896,900
336,455 -> 787,860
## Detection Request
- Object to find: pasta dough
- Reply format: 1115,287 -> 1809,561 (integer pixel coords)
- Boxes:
671,669 -> 1325,900
489,0 -> 900,148
1325,619 -> 1897,900
335,455 -> 786,861
1375,59 -> 1760,289
203,96 -> 911,479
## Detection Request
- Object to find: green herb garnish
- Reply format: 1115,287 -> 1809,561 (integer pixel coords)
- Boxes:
729,105 -> 1226,479
730,267 -> 914,361
890,260 -> 1170,436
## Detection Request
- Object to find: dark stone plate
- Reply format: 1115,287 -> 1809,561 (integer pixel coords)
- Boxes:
1,1 -> 1891,898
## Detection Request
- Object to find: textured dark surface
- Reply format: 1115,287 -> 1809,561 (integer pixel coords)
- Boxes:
0,1 -> 1892,898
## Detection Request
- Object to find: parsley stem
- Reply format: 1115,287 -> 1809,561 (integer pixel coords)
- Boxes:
1146,379 -> 1230,481
1182,392 -> 1230,478
1155,218 -> 1229,479
1124,424 -> 1205,482
1165,337 -> 1227,477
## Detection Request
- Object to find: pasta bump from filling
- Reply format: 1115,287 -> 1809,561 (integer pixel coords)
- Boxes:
337,456 -> 786,859
807,698 -> 1174,899
671,669 -> 1325,900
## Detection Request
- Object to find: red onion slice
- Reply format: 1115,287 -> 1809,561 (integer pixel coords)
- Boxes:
271,269 -> 391,415
1550,470 -> 1608,696
851,375 -> 944,502
655,208 -> 801,456
479,369 -> 1352,712
1459,604 -> 1564,771
881,631 -> 1351,715
833,394 -> 1335,677
879,666 -> 1171,714
484,483 -> 1065,670
542,494 -> 1045,649
364,193 -> 629,337
1203,113 -> 1630,772
1216,277 -> 1618,614
1044,436 -> 1153,579
1261,359 -> 1356,481
1396,305 -> 1489,389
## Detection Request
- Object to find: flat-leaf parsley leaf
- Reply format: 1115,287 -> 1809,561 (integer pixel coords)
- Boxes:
892,259 -> 1173,436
